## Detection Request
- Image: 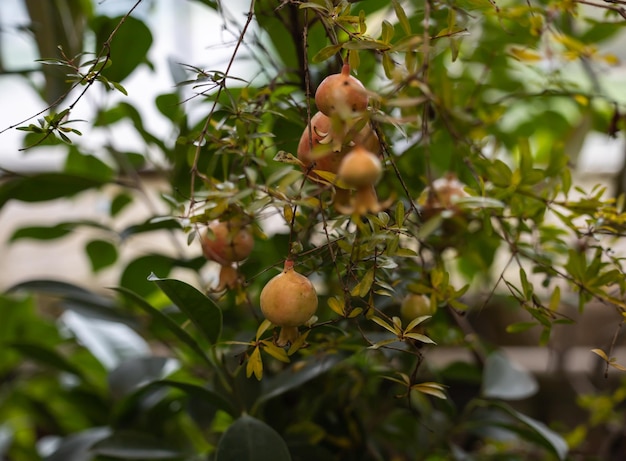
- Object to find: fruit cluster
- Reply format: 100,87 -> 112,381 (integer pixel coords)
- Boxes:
297,61 -> 385,215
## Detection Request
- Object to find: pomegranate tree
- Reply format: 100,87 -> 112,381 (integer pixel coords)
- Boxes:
260,260 -> 318,346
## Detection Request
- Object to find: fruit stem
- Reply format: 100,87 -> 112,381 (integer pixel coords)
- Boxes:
283,259 -> 295,272
341,60 -> 350,77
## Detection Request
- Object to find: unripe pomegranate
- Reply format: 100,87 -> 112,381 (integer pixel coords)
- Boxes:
260,260 -> 318,346
334,145 -> 386,215
400,294 -> 435,323
201,220 -> 254,266
315,62 -> 369,119
337,145 -> 382,188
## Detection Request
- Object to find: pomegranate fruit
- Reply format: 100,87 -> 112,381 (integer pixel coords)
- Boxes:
260,260 -> 318,346
297,112 -> 381,174
335,145 -> 387,215
315,62 -> 369,119
400,294 -> 435,322
418,174 -> 469,218
201,220 -> 254,266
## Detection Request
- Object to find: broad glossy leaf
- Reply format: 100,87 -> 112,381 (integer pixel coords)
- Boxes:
148,274 -> 222,345
259,353 -> 344,403
44,427 -> 111,461
147,379 -> 237,417
61,309 -> 150,371
119,218 -> 182,240
112,287 -> 213,366
93,16 -> 153,83
490,401 -> 569,460
108,356 -> 179,398
65,149 -> 114,181
10,220 -> 112,242
7,341 -> 85,379
0,173 -> 105,209
90,431 -> 186,460
482,351 -> 538,400
215,414 -> 291,461
86,239 -> 118,272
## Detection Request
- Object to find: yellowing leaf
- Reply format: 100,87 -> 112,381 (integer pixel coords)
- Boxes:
256,319 -> 273,341
411,382 -> 447,399
246,346 -> 263,380
328,296 -> 345,316
261,340 -> 290,363
404,332 -> 436,344
287,330 -> 310,356
509,47 -> 542,62
591,348 -> 609,362
347,307 -> 363,318
405,315 -> 431,332
371,315 -> 401,335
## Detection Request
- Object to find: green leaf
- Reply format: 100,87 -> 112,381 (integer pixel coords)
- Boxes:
90,431 -> 186,460
7,341 -> 85,379
381,20 -> 394,44
93,16 -> 153,83
391,0 -> 411,35
343,40 -> 390,51
86,239 -> 118,272
148,274 -> 222,345
148,379 -> 237,417
108,356 -> 178,398
65,149 -> 114,182
45,427 -> 112,461
259,353 -> 344,403
10,223 -> 74,241
110,192 -> 133,216
215,414 -> 291,461
482,351 -> 538,400
120,254 -> 203,297
312,44 -> 342,63
112,287 -> 214,367
10,220 -> 112,242
119,218 -> 182,240
490,401 -> 569,460
0,173 -> 105,209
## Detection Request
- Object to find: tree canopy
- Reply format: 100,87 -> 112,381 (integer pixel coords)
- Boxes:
1,0 -> 626,460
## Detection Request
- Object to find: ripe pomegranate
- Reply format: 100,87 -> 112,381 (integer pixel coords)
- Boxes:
260,260 -> 318,346
335,145 -> 386,215
418,174 -> 469,219
315,62 -> 369,119
201,220 -> 254,266
400,294 -> 435,323
297,112 -> 381,174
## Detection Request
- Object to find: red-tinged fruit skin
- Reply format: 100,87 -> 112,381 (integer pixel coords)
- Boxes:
201,220 -> 254,265
260,260 -> 318,328
315,62 -> 369,119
